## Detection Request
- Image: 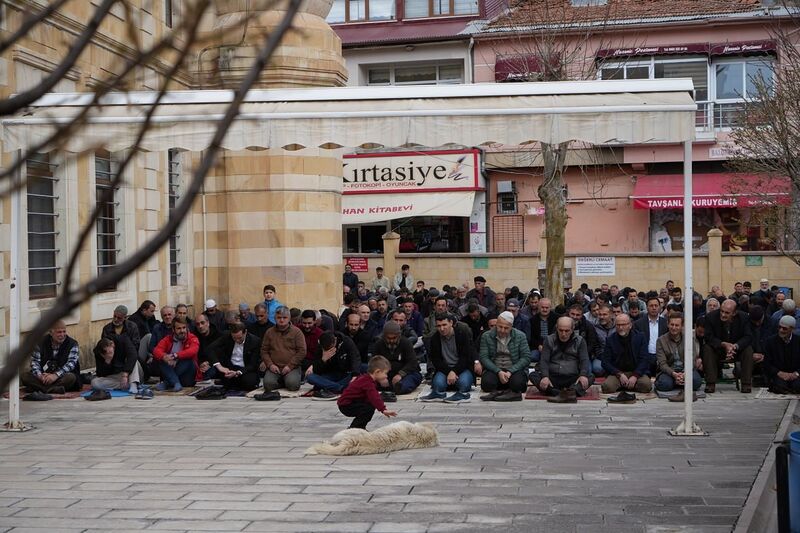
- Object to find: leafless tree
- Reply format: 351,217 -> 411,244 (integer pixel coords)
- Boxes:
727,5 -> 800,266
0,0 -> 303,393
478,0 -> 638,302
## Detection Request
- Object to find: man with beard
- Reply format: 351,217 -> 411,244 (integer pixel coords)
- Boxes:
370,297 -> 391,331
529,317 -> 593,403
593,304 -> 615,350
568,303 -> 603,376
247,303 -> 274,340
654,313 -> 703,399
101,305 -> 141,362
764,316 -> 800,394
261,306 -> 307,392
153,317 -> 199,391
401,297 -> 425,337
530,298 -> 558,363
421,313 -> 477,403
344,311 -> 372,365
703,299 -> 754,393
300,310 -> 324,375
369,321 -> 422,401
467,276 -> 497,315
601,314 -> 652,394
479,312 -> 530,401
194,312 -> 222,380
129,300 -> 157,337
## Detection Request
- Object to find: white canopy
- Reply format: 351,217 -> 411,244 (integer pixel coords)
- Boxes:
2,79 -> 696,152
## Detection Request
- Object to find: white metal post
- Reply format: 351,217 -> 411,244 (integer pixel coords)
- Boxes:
670,140 -> 705,436
4,152 -> 30,431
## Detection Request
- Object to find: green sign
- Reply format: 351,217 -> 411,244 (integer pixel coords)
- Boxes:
473,258 -> 489,269
745,256 -> 763,266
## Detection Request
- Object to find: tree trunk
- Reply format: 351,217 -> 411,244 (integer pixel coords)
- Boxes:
538,141 -> 569,305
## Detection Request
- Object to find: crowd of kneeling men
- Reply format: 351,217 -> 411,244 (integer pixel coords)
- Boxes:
21,272 -> 800,409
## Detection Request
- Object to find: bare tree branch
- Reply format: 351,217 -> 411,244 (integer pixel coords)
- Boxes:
0,0 -> 304,394
0,0 -> 118,116
0,0 -> 72,55
61,0 -> 211,294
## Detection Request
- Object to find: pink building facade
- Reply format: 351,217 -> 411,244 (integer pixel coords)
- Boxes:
472,3 -> 795,253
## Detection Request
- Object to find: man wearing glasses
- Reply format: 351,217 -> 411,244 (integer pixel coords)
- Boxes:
764,316 -> 800,394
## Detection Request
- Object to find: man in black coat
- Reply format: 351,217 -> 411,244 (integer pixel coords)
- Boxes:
101,305 -> 141,359
307,331 -> 361,399
129,300 -> 157,337
702,299 -> 754,393
91,335 -> 141,393
764,315 -> 800,394
206,322 -> 262,391
421,313 -> 477,403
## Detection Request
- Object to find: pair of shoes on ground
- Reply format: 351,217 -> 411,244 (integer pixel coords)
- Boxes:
607,391 -> 637,404
135,386 -> 154,400
668,391 -> 698,402
380,391 -> 397,403
22,391 -> 53,401
420,391 -> 471,403
254,391 -> 281,401
311,389 -> 339,401
85,389 -> 111,401
195,386 -> 227,400
155,382 -> 183,393
479,390 -> 522,402
547,389 -> 577,404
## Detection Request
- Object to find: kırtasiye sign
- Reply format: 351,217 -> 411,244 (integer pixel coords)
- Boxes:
343,149 -> 482,194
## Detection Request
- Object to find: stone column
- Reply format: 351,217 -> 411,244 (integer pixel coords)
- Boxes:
195,0 -> 348,313
382,232 -> 400,281
707,228 -> 723,292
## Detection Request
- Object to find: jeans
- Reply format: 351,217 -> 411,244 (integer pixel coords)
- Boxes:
158,359 -> 196,387
379,371 -> 423,395
431,370 -> 473,394
307,372 -> 352,393
655,370 -> 703,392
589,359 -> 604,376
339,401 -> 375,429
530,349 -> 541,363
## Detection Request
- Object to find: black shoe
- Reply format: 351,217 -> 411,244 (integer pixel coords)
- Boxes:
23,391 -> 52,401
254,391 -> 281,401
380,391 -> 397,403
312,389 -> 338,401
195,386 -> 227,400
49,386 -> 66,395
480,390 -> 503,401
607,391 -> 636,404
547,389 -> 577,404
85,389 -> 111,401
494,390 -> 522,402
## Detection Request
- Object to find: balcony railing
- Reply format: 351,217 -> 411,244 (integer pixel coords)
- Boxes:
695,101 -> 747,131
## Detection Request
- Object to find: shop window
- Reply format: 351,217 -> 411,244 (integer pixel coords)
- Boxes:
649,208 -> 778,252
95,150 -> 120,291
26,153 -> 60,299
396,216 -> 467,252
404,0 -> 478,18
497,181 -> 517,214
327,0 -> 395,23
366,62 -> 463,86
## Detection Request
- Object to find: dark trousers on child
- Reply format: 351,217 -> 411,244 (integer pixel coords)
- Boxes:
339,401 -> 375,429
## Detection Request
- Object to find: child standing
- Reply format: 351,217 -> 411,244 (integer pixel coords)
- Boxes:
337,356 -> 397,429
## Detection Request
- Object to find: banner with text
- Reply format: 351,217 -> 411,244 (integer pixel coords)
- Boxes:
343,149 -> 483,195
342,191 -> 476,224
575,257 -> 616,277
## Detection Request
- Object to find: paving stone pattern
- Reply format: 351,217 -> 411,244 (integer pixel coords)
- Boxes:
0,385 -> 788,532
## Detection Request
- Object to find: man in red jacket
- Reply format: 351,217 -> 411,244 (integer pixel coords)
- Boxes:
153,317 -> 199,392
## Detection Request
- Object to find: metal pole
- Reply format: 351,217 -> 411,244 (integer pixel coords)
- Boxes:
670,140 -> 705,437
776,444 -> 790,533
4,151 -> 30,431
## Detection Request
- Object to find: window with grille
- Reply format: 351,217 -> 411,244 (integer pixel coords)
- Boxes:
497,192 -> 518,214
95,150 -> 120,291
26,154 -> 60,299
168,148 -> 182,286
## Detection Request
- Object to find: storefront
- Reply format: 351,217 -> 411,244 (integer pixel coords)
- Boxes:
631,172 -> 789,251
341,149 -> 487,253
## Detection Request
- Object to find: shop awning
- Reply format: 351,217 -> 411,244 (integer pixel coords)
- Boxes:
2,79 -> 696,153
342,191 -> 475,224
631,173 -> 789,209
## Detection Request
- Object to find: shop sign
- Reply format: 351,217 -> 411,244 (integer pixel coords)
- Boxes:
597,43 -> 708,58
575,256 -> 616,277
343,149 -> 482,194
346,257 -> 369,272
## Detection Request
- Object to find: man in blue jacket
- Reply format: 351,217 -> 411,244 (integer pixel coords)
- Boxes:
601,314 -> 653,394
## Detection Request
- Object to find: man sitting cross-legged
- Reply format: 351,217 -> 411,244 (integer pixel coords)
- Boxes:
91,335 -> 143,394
421,313 -> 478,403
601,313 -> 653,394
764,316 -> 800,394
529,316 -> 594,403
479,311 -> 531,402
261,306 -> 307,392
153,317 -> 199,392
654,312 -> 703,401
20,320 -> 81,396
369,321 -> 423,401
206,322 -> 262,392
307,331 -> 361,400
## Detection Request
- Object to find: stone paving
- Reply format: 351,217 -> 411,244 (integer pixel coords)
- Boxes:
0,384 -> 789,533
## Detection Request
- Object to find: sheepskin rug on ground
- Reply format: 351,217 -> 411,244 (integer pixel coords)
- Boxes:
305,421 -> 439,456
